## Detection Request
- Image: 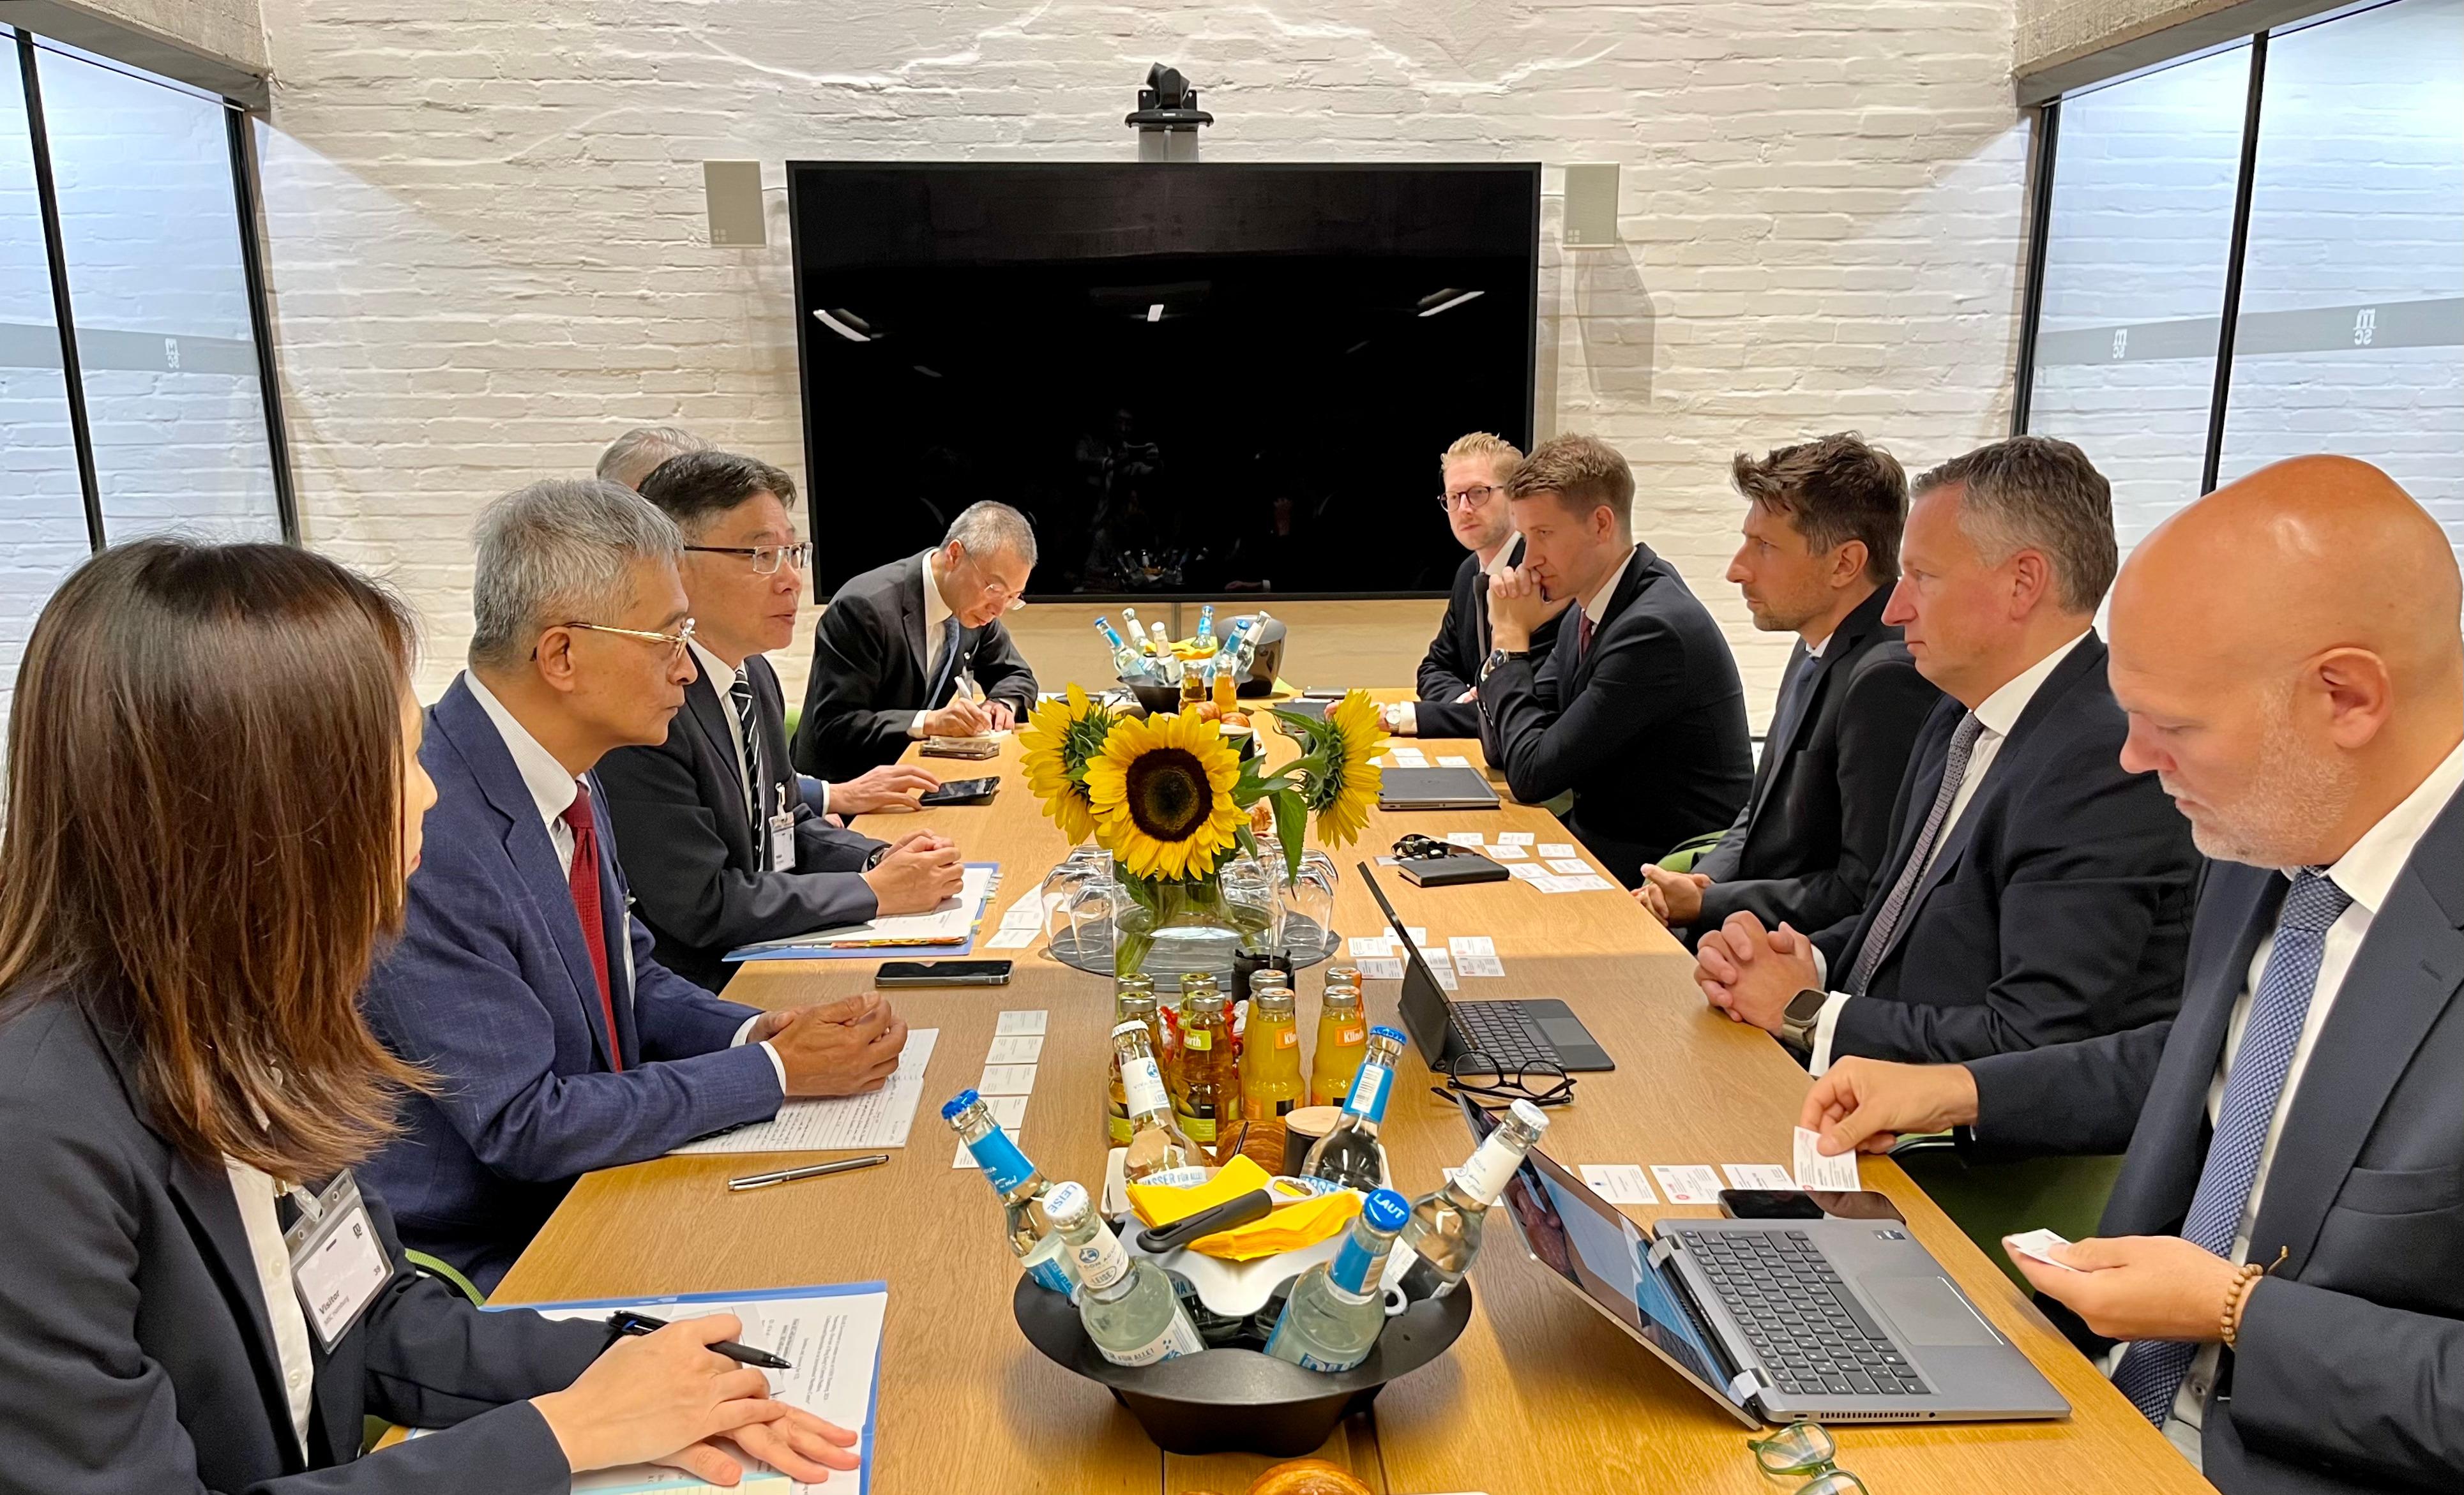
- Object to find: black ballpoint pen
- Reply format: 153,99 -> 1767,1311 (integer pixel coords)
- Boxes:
605,1309 -> 793,1370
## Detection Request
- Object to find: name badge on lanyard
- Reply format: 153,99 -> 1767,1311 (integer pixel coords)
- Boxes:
282,1169 -> 393,1351
768,781 -> 797,873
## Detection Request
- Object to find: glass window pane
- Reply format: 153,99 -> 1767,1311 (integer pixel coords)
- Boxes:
0,53 -> 93,750
2219,0 -> 2464,540
34,43 -> 279,544
2025,45 -> 2250,549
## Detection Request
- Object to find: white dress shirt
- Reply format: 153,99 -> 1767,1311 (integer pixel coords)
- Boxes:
908,548 -> 958,739
226,1159 -> 318,1450
2138,735 -> 2464,1467
1579,544 -> 1640,631
461,672 -> 783,1088
1391,540 -> 1521,737
1806,629 -> 2092,1073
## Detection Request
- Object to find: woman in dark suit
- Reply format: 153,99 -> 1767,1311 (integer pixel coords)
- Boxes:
0,540 -> 861,1493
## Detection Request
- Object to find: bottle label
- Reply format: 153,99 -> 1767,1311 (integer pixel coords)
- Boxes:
1342,1063 -> 1390,1122
1185,1029 -> 1212,1051
1121,1056 -> 1170,1117
1457,1131 -> 1527,1206
1327,1233 -> 1391,1298
1175,1100 -> 1217,1144
963,1128 -> 1036,1196
1025,1237 -> 1074,1296
1275,1027 -> 1299,1049
1103,1306 -> 1205,1367
1339,1026 -> 1364,1044
1108,1111 -> 1133,1146
1068,1224 -> 1131,1294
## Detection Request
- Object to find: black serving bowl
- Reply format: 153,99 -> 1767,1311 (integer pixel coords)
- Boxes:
1011,1275 -> 1472,1456
1123,678 -> 1184,716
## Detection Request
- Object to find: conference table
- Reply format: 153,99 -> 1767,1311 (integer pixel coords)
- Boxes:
494,690 -> 2215,1495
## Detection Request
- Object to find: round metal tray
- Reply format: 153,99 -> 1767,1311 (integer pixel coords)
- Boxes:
1041,913 -> 1340,979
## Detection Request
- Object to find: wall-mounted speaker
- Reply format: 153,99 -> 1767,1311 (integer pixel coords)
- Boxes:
704,160 -> 766,247
1561,162 -> 1620,249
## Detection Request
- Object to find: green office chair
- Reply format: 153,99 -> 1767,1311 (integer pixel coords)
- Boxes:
1656,829 -> 1730,876
1889,1138 -> 2126,1289
405,1249 -> 485,1306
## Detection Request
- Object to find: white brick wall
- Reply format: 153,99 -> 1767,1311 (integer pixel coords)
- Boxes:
250,1 -> 2035,721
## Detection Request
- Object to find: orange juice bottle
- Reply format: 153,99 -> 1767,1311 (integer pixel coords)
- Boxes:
1310,975 -> 1368,1108
1241,988 -> 1306,1122
1176,988 -> 1237,1159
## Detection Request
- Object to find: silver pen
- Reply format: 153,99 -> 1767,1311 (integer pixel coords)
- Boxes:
726,1152 -> 892,1192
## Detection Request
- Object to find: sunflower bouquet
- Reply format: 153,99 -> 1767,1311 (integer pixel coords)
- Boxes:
1018,685 -> 1387,972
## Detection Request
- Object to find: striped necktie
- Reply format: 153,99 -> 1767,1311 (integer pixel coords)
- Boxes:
926,615 -> 963,708
2111,869 -> 2352,1424
1843,712 -> 1983,996
729,666 -> 762,831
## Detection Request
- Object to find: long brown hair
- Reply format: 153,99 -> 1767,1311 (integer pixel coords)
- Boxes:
0,539 -> 431,1180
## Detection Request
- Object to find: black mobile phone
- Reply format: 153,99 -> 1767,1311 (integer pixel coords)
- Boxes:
1807,1189 -> 1907,1222
876,959 -> 1013,987
918,776 -> 999,806
1718,1189 -> 1827,1221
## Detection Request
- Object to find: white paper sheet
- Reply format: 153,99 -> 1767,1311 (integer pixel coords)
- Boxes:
983,928 -> 1038,949
1488,844 -> 1529,860
1562,875 -> 1617,892
986,1093 -> 1029,1130
531,1284 -> 888,1495
1538,843 -> 1577,859
1722,1163 -> 1797,1191
670,1030 -> 941,1155
1448,936 -> 1504,979
1651,1164 -> 1725,1204
1497,832 -> 1536,846
1580,1164 -> 1659,1205
985,1034 -> 1044,1064
1443,831 -> 1485,847
1507,864 -> 1548,883
995,1010 -> 1048,1036
976,1063 -> 1037,1096
1349,935 -> 1398,959
1545,858 -> 1592,875
1794,1126 -> 1863,1192
732,866 -> 995,952
1437,755 -> 1472,768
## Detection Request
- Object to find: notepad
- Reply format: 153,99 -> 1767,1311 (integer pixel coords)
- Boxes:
670,1030 -> 940,1154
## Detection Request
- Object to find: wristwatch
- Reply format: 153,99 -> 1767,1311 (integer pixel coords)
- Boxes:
1777,988 -> 1829,1055
1479,647 -> 1525,682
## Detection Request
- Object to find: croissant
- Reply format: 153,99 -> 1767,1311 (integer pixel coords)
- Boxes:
1245,1458 -> 1375,1495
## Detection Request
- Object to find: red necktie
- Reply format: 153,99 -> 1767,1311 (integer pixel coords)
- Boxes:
1576,608 -> 1596,659
559,786 -> 623,1071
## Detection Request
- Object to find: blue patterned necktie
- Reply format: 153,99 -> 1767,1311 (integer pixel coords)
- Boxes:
2110,868 -> 2352,1424
1843,712 -> 1983,996
926,615 -> 962,708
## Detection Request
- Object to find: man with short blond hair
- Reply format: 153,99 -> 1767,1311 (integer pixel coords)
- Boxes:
1477,433 -> 1753,884
1390,432 -> 1562,739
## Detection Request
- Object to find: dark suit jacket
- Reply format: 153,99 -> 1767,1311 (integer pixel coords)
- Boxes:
792,552 -> 1038,782
0,992 -> 607,1494
360,676 -> 783,1289
1413,541 -> 1561,740
1477,544 -> 1754,885
1810,633 -> 2199,1062
1690,586 -> 1941,936
600,653 -> 886,991
1964,785 -> 2464,1493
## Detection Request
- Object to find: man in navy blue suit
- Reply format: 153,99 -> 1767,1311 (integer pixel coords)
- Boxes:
1801,458 -> 2464,1493
361,478 -> 909,1289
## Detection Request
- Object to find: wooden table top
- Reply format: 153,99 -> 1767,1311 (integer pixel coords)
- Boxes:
493,691 -> 2214,1495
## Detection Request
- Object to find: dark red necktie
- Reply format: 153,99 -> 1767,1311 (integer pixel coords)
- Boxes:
1576,608 -> 1596,659
559,786 -> 623,1071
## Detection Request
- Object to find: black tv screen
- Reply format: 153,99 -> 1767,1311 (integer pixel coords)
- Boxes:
787,162 -> 1539,600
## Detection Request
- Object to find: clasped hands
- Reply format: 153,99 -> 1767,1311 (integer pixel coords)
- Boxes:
743,991 -> 908,1098
1691,911 -> 1818,1034
1485,564 -> 1574,652
1799,1056 -> 2246,1344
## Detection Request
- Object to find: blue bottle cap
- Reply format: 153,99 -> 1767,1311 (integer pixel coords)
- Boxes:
1361,1187 -> 1410,1233
939,1089 -> 983,1120
1368,1025 -> 1407,1046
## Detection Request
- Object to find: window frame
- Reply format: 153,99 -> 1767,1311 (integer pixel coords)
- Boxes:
7,25 -> 297,549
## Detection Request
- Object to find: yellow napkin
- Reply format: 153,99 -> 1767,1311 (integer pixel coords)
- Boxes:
1125,1157 -> 1363,1261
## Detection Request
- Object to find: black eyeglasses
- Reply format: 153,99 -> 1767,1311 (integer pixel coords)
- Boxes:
1436,485 -> 1502,511
1747,1422 -> 1868,1494
1430,1050 -> 1575,1108
1394,834 -> 1475,861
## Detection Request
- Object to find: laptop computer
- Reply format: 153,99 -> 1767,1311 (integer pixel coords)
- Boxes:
1457,1094 -> 2069,1425
1359,864 -> 1614,1072
1377,765 -> 1501,810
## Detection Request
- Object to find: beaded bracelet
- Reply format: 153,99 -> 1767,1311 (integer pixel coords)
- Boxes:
2222,1247 -> 2288,1349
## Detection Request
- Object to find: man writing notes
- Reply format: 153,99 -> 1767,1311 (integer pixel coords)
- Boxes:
1695,436 -> 2199,1068
600,451 -> 964,991
792,501 -> 1041,784
1641,434 -> 1942,942
1801,458 -> 2464,1495
362,479 -> 908,1290
1476,433 -> 1754,886
1386,432 -> 1561,740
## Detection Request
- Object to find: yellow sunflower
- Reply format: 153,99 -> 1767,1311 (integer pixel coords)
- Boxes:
1083,710 -> 1247,882
1017,684 -> 1111,844
1307,689 -> 1387,848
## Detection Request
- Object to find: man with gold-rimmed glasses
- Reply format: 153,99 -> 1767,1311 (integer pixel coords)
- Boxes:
1386,431 -> 1562,740
361,476 -> 910,1291
792,499 -> 1041,783
603,450 -> 967,991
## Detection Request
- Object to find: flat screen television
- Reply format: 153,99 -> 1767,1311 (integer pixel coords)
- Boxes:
787,162 -> 1539,601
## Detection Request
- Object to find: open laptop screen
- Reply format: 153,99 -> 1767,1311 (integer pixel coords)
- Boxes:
1462,1095 -> 1745,1409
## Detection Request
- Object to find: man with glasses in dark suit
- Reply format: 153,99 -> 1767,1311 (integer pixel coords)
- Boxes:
601,451 -> 966,990
791,502 -> 1041,783
1387,432 -> 1562,742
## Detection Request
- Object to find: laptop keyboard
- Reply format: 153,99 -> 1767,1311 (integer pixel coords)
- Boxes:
1449,1002 -> 1555,1067
1668,1228 -> 1931,1399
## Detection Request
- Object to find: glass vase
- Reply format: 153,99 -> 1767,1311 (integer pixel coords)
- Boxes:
1111,861 -> 1276,983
